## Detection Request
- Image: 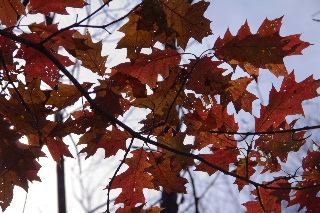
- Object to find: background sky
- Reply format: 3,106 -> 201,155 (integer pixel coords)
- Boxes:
4,0 -> 320,213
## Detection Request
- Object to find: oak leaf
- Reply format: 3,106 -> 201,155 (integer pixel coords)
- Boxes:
146,152 -> 188,193
186,56 -> 256,112
255,120 -> 306,164
109,72 -> 147,99
16,33 -> 74,87
288,184 -> 320,213
0,32 -> 18,67
256,73 -> 320,131
93,80 -> 124,117
113,48 -> 181,88
29,22 -> 76,51
46,137 -> 73,165
184,104 -> 238,135
302,150 -> 320,184
116,204 -> 163,213
28,0 -> 88,15
78,127 -> 130,158
136,0 -> 168,34
0,116 -> 44,211
157,132 -> 194,168
0,0 -> 25,26
214,17 -> 310,77
108,149 -> 155,206
116,11 -> 156,60
243,180 -> 291,213
195,147 -> 239,175
73,32 -> 108,76
232,158 -> 257,191
194,131 -> 238,150
160,0 -> 212,49
46,82 -> 93,110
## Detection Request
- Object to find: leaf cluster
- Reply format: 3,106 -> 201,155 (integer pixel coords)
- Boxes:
0,0 -> 319,212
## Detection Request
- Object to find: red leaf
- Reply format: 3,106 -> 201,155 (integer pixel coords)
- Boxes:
232,158 -> 257,191
184,104 -> 238,135
196,147 -> 239,175
29,22 -> 77,51
243,179 -> 291,213
0,116 -> 44,211
214,17 -> 310,77
0,0 -> 25,27
146,152 -> 188,193
256,73 -> 320,131
113,48 -> 181,88
16,33 -> 74,87
116,204 -> 163,213
288,182 -> 320,212
302,150 -> 320,184
79,127 -> 130,158
46,137 -> 73,164
108,149 -> 155,206
256,121 -> 306,163
28,0 -> 88,15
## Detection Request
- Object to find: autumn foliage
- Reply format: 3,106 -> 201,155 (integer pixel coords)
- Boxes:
0,0 -> 319,212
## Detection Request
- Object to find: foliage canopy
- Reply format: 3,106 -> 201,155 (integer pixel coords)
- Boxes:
0,0 -> 319,212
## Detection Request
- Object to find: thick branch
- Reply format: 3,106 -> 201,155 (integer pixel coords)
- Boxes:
208,124 -> 320,135
0,29 -> 318,192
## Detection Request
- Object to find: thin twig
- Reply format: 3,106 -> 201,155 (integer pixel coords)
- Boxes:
105,137 -> 135,213
187,169 -> 200,213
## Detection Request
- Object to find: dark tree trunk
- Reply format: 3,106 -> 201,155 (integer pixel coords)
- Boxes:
55,112 -> 66,213
161,190 -> 178,213
57,156 -> 67,213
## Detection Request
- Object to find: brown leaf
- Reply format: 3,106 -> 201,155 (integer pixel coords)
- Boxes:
160,0 -> 212,49
73,32 -> 108,76
47,82 -> 93,110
